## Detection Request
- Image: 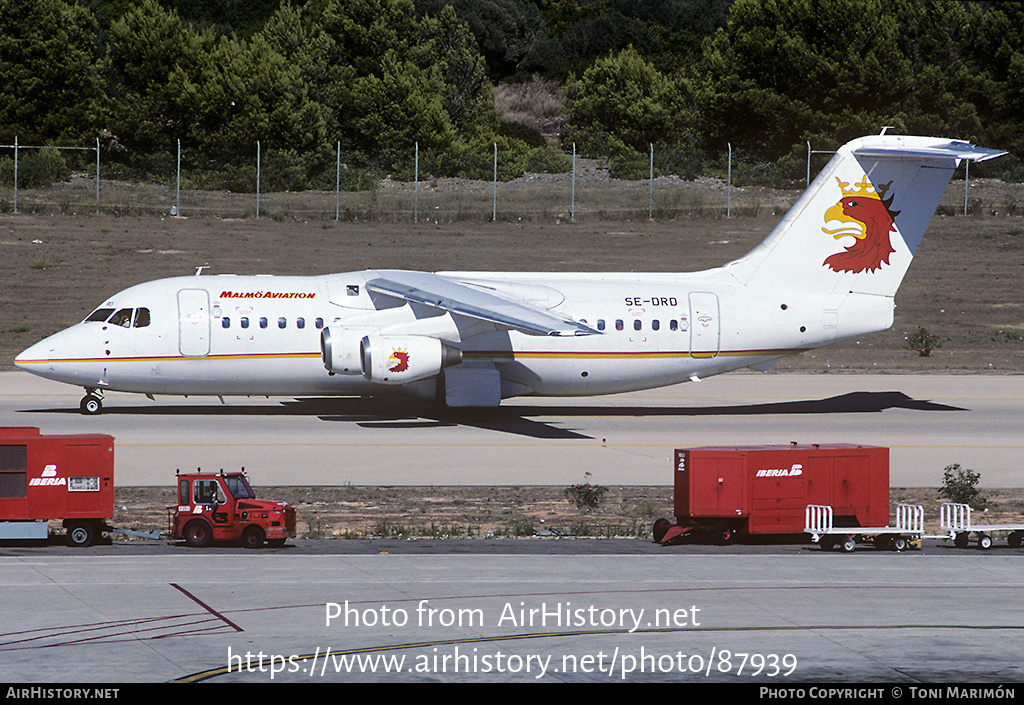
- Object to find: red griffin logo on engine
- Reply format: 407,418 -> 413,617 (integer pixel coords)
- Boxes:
822,176 -> 900,273
388,349 -> 410,373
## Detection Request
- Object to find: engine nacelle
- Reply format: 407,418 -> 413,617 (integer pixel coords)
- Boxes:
360,333 -> 462,384
321,327 -> 368,375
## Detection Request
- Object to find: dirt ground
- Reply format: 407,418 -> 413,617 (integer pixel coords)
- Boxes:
3,172 -> 1022,541
107,485 -> 1023,542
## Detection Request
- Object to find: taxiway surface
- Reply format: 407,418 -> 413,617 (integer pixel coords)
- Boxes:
0,370 -> 1020,486
2,541 -> 1023,683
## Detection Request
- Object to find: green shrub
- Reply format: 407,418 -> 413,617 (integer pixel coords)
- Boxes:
938,463 -> 985,509
905,326 -> 941,357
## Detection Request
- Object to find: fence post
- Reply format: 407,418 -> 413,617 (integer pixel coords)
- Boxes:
414,141 -> 419,223
807,141 -> 811,187
492,142 -> 497,221
335,141 -> 341,221
648,143 -> 654,220
571,142 -> 576,222
95,137 -> 100,215
964,159 -> 969,215
13,136 -> 17,213
256,141 -> 261,218
175,139 -> 181,217
727,143 -> 732,218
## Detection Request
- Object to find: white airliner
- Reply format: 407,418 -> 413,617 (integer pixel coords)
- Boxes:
15,134 -> 1004,414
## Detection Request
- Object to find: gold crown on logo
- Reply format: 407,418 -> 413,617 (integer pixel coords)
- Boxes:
835,176 -> 892,200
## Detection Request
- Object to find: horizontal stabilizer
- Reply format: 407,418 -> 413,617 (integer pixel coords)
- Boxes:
852,139 -> 1006,164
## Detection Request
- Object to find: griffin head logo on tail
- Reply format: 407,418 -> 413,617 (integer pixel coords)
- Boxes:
822,176 -> 901,274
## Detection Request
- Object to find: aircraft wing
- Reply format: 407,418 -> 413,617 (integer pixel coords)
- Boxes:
365,270 -> 599,336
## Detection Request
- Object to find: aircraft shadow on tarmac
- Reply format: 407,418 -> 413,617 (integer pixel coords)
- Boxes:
24,391 -> 965,441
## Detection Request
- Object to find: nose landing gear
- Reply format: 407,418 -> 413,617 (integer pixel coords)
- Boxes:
80,390 -> 104,415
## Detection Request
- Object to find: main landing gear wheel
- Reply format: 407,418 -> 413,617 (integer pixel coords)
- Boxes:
80,394 -> 103,415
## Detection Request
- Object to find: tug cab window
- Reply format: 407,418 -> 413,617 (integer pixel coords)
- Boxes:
193,479 -> 225,505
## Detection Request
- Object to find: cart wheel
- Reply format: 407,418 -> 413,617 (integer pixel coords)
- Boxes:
978,534 -> 992,550
890,536 -> 908,552
840,536 -> 857,553
1008,531 -> 1023,549
66,522 -> 95,547
184,519 -> 212,548
714,520 -> 736,546
652,517 -> 671,543
953,532 -> 970,549
242,526 -> 265,549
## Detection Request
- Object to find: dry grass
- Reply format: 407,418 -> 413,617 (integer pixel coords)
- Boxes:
495,76 -> 566,142
105,485 -> 1024,542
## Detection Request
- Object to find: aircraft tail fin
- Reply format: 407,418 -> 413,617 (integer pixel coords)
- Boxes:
724,135 -> 1005,298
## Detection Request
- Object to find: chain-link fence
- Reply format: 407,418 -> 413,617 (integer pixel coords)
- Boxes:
0,138 -> 1005,221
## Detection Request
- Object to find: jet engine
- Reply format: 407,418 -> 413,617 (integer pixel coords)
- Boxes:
360,333 -> 462,384
322,327 -> 462,384
320,327 -> 368,375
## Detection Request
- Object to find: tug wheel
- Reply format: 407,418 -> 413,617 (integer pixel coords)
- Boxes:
242,526 -> 265,549
184,520 -> 212,548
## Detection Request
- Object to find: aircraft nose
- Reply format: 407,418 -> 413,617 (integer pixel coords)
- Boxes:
15,331 -> 64,368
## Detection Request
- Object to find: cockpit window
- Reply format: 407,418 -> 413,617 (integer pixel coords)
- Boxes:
85,308 -> 115,322
133,308 -> 150,328
108,309 -> 134,327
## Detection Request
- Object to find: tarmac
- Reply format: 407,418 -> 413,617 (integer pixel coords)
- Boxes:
1,370 -> 1023,684
0,370 -> 1021,487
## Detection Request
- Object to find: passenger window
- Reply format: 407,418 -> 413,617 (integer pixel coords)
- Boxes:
260,317 -> 268,329
315,318 -> 324,329
85,308 -> 115,323
240,317 -> 249,329
633,319 -> 642,331
108,309 -> 133,327
222,317 -> 230,328
615,320 -> 624,331
296,317 -> 305,329
597,319 -> 605,331
670,320 -> 678,331
652,320 -> 660,331
133,308 -> 150,328
278,317 -> 287,329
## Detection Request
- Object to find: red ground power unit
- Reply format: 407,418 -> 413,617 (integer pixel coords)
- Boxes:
0,427 -> 115,546
657,444 -> 889,545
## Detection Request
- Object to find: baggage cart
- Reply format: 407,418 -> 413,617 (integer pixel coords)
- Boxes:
939,502 -> 1024,549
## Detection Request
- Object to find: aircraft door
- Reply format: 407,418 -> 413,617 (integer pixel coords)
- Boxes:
178,289 -> 211,357
688,292 -> 720,358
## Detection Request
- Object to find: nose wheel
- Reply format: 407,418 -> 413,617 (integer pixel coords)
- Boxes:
80,392 -> 103,415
